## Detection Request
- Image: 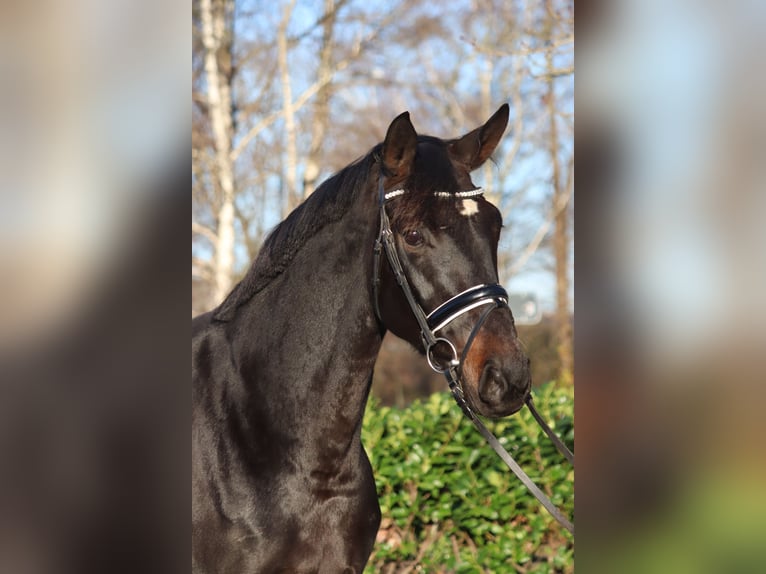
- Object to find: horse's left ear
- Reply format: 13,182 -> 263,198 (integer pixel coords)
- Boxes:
449,103 -> 510,171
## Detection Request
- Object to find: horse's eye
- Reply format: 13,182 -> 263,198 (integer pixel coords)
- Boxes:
403,229 -> 424,246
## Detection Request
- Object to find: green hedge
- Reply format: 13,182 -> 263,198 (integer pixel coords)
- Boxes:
362,382 -> 574,573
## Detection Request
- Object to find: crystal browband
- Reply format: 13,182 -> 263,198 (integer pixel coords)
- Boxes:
383,188 -> 484,201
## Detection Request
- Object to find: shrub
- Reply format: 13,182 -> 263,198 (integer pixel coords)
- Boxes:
362,382 -> 574,573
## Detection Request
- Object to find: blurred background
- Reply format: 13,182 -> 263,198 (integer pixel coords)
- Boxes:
191,0 -> 575,403
0,2 -> 188,573
577,0 -> 766,571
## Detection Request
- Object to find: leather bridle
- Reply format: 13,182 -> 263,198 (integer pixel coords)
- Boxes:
372,176 -> 575,535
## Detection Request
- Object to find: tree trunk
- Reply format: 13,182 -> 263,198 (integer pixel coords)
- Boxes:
546,28 -> 573,386
278,0 -> 299,216
200,0 -> 236,306
480,58 -> 498,205
303,0 -> 337,199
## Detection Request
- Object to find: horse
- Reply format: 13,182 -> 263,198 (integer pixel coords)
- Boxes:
192,104 -> 532,573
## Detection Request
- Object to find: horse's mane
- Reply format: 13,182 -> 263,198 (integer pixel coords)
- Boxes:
212,146 -> 381,322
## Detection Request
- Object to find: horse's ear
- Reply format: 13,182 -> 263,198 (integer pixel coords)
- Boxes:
449,103 -> 510,171
381,111 -> 418,178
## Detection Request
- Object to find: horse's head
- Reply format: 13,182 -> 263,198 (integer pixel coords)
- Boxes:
375,105 -> 531,418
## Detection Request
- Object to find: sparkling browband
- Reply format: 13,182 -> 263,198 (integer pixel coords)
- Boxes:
384,188 -> 484,201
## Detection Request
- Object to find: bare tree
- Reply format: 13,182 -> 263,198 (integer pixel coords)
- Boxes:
196,0 -> 236,307
191,0 -> 574,361
302,0 -> 340,199
545,0 -> 573,384
277,0 -> 299,216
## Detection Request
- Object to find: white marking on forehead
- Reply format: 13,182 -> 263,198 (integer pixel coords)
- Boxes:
459,199 -> 479,217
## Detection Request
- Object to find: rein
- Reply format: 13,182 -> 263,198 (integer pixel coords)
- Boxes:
372,177 -> 574,535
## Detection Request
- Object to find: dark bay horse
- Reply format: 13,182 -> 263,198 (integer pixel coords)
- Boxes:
192,104 -> 531,573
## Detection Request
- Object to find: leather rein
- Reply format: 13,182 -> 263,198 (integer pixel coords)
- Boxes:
372,177 -> 574,535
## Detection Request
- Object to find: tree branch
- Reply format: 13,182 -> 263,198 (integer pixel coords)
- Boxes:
231,7 -> 392,163
507,161 -> 573,276
192,256 -> 214,281
192,220 -> 218,245
462,33 -> 573,59
533,65 -> 574,79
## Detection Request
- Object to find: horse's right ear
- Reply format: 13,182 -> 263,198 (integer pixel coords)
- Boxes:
381,111 -> 417,179
449,103 -> 510,171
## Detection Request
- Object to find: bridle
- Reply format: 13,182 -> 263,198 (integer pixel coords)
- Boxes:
372,176 -> 575,535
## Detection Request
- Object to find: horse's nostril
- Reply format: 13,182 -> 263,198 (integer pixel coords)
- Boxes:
478,363 -> 508,405
478,361 -> 530,405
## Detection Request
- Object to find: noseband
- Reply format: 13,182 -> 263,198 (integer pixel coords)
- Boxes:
372,177 -> 575,535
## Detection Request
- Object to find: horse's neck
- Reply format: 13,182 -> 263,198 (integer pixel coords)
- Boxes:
230,197 -> 382,459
